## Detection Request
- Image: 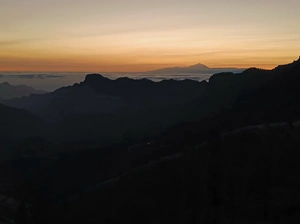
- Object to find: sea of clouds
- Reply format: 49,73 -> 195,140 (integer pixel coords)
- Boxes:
0,72 -> 212,91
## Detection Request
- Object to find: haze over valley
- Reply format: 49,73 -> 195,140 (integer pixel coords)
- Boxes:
0,63 -> 245,91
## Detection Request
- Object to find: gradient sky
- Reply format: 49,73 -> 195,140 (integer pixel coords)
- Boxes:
1,0 -> 300,72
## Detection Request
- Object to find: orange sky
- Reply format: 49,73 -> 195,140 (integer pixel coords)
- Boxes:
1,0 -> 300,72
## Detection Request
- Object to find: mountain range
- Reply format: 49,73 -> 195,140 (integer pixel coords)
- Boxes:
1,57 -> 300,223
146,63 -> 245,74
1,58 -> 300,148
2,75 -> 208,147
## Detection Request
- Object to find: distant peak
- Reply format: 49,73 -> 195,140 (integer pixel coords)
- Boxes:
188,63 -> 210,69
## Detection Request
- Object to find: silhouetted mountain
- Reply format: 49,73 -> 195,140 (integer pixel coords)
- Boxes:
0,82 -> 46,100
5,75 -> 207,113
3,58 -> 300,147
157,57 -> 300,147
146,63 -> 245,74
2,58 -> 300,223
3,76 -> 208,146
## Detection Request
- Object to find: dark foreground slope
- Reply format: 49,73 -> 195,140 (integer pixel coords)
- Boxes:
6,122 -> 299,224
63,122 -> 300,224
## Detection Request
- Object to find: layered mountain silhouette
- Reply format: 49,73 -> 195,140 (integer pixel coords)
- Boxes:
146,63 -> 245,74
2,58 -> 300,147
3,76 -> 208,146
1,58 -> 300,223
0,82 -> 46,100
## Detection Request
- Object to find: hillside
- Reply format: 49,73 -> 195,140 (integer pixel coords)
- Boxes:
7,121 -> 299,224
60,122 -> 300,224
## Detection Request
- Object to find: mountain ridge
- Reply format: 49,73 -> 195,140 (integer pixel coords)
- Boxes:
2,58 -> 300,148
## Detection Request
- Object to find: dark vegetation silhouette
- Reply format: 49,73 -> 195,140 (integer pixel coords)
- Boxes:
0,58 -> 300,223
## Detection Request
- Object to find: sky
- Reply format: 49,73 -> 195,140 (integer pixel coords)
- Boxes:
0,0 -> 300,72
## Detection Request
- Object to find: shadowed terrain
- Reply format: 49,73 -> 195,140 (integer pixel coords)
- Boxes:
1,58 -> 300,223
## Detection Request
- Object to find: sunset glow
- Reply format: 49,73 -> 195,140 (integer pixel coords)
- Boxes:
1,0 -> 300,72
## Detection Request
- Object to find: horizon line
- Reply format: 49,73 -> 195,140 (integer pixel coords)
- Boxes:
0,64 -> 264,74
